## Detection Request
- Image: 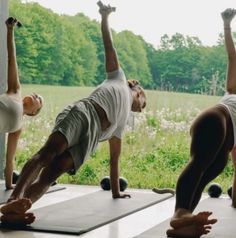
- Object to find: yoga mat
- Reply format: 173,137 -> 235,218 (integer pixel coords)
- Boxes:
0,190 -> 173,235
0,184 -> 66,205
134,197 -> 236,238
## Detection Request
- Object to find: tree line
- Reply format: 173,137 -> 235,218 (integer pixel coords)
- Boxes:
10,0 -> 231,95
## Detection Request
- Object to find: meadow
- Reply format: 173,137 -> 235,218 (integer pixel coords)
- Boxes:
16,85 -> 234,193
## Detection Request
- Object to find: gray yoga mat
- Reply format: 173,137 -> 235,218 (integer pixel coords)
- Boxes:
0,184 -> 66,205
134,197 -> 236,238
0,190 -> 173,235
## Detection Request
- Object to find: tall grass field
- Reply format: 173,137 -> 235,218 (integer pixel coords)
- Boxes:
15,85 -> 234,193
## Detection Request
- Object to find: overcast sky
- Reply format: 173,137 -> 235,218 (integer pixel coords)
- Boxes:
24,0 -> 236,48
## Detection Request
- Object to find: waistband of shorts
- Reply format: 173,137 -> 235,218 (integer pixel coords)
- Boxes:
79,99 -> 102,134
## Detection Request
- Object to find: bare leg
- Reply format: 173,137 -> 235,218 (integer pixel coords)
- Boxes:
174,107 -> 228,212
0,151 -> 73,225
190,148 -> 230,211
23,151 -> 74,203
9,132 -> 68,201
167,107 -> 233,236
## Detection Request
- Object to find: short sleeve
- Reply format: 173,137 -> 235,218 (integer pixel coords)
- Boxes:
112,125 -> 124,139
107,67 -> 126,82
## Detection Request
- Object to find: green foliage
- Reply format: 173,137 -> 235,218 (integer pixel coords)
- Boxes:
9,0 -> 232,95
115,31 -> 152,87
13,85 -> 234,191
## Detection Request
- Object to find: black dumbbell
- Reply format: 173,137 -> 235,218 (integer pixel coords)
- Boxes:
228,186 -> 232,199
12,170 -> 20,184
100,176 -> 128,191
119,177 -> 128,191
100,176 -> 111,190
207,183 -> 222,198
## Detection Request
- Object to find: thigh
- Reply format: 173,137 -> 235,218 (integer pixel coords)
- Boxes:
39,151 -> 74,183
190,107 -> 229,169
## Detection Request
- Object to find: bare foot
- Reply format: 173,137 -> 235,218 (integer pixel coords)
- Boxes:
1,212 -> 35,226
0,198 -> 32,215
170,211 -> 217,229
166,224 -> 212,237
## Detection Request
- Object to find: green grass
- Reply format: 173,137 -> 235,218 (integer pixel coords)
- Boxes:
15,84 -> 233,193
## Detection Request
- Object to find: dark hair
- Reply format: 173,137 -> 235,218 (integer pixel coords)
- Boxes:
127,79 -> 141,90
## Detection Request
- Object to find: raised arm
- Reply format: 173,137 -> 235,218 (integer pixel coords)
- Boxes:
109,137 -> 130,199
5,17 -> 20,94
98,1 -> 119,73
221,9 -> 236,93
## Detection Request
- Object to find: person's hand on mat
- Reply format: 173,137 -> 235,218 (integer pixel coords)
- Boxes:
112,193 -> 131,199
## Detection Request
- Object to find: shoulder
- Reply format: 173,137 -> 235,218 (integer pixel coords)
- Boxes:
6,91 -> 22,100
107,67 -> 126,80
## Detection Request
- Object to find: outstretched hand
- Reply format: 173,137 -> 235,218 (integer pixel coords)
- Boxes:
97,1 -> 116,17
221,8 -> 236,25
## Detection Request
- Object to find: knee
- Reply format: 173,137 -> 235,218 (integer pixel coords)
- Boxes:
52,153 -> 74,174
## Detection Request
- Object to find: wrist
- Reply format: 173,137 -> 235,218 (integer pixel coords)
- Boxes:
112,192 -> 120,198
224,23 -> 231,29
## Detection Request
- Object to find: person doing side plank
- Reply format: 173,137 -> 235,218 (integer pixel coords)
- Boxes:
0,2 -> 146,225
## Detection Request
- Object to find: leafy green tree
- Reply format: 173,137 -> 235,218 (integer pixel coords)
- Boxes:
115,31 -> 152,87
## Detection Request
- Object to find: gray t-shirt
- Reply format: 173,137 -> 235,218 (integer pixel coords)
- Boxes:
0,93 -> 23,133
88,68 -> 132,141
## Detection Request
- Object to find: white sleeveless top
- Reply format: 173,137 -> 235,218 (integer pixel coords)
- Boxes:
0,93 -> 23,133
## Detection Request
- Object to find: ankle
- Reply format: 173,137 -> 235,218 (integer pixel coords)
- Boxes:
173,208 -> 191,219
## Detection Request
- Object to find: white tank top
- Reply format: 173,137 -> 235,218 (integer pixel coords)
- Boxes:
0,93 -> 23,133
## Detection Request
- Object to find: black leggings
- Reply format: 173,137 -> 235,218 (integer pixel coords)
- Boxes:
175,105 -> 234,212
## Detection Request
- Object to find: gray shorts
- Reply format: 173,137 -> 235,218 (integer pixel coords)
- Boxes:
52,100 -> 101,174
